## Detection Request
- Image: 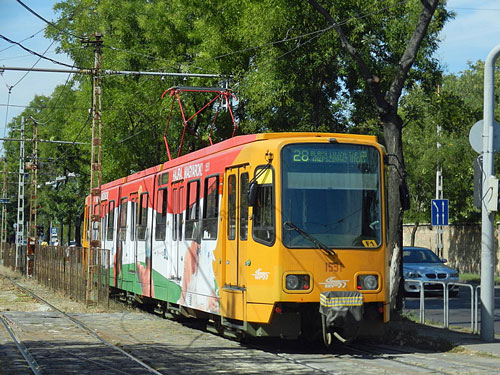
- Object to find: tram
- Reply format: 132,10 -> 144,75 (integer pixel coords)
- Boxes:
83,132 -> 389,345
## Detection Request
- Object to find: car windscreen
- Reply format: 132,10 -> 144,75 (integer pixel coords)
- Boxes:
403,249 -> 442,263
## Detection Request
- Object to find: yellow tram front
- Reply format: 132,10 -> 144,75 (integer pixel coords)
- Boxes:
221,133 -> 389,344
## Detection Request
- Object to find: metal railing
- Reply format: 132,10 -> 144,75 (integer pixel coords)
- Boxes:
406,279 -> 483,334
474,285 -> 500,334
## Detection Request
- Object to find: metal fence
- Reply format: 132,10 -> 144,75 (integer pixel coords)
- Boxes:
1,243 -> 109,307
405,279 -> 499,335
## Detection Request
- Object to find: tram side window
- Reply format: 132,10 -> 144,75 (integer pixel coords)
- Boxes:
240,173 -> 249,241
252,167 -> 275,245
130,194 -> 137,241
155,188 -> 168,241
185,180 -> 200,240
172,187 -> 184,241
227,174 -> 236,240
137,193 -> 149,241
101,203 -> 107,241
203,175 -> 219,240
118,198 -> 128,241
92,204 -> 100,241
106,200 -> 115,241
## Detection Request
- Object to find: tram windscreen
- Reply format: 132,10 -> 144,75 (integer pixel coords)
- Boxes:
281,143 -> 382,249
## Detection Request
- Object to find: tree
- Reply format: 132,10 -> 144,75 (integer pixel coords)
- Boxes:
402,61 -> 500,231
401,84 -> 480,245
307,0 -> 449,310
41,0 -> 449,311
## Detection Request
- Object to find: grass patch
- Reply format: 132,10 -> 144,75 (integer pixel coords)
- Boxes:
459,273 -> 500,284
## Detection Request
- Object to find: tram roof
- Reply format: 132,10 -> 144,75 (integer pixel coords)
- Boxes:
101,132 -> 378,189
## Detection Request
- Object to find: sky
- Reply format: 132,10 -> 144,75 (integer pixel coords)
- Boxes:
1,0 -> 500,157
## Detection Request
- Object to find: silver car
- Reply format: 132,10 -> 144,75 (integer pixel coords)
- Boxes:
403,246 -> 459,295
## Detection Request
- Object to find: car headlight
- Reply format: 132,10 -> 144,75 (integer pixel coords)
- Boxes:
450,272 -> 459,278
404,270 -> 421,278
357,274 -> 379,290
285,274 -> 310,291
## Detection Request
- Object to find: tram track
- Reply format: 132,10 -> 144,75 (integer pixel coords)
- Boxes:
0,275 -> 163,375
1,273 -> 499,374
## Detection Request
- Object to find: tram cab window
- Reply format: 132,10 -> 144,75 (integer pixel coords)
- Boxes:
281,143 -> 381,249
137,193 -> 149,241
252,166 -> 275,245
186,180 -> 200,240
155,188 -> 168,241
106,200 -> 115,241
203,175 -> 219,240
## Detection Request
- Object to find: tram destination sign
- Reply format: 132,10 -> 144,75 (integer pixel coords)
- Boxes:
290,148 -> 369,164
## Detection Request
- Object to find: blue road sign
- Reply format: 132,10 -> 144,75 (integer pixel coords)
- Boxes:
431,199 -> 449,226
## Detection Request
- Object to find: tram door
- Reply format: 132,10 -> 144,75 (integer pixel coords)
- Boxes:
171,183 -> 184,281
135,192 -> 151,295
225,166 -> 250,288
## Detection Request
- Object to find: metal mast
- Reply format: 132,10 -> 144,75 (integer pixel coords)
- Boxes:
86,33 -> 103,303
27,118 -> 38,276
435,86 -> 443,258
88,32 -> 103,249
1,158 -> 7,261
15,117 -> 25,270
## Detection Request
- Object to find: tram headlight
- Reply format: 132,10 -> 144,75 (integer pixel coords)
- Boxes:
357,274 -> 379,291
285,274 -> 310,291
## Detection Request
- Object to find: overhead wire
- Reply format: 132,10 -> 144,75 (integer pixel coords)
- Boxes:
0,34 -> 83,69
10,40 -> 57,89
101,0 -> 410,74
15,0 -> 87,41
0,28 -> 44,53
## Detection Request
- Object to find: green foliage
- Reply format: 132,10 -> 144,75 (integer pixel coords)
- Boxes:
400,61 -> 499,224
3,0 -> 452,239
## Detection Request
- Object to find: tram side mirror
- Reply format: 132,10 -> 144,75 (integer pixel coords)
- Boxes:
399,182 -> 411,211
248,182 -> 259,207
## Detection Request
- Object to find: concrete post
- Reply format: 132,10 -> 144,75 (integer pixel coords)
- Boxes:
481,43 -> 500,342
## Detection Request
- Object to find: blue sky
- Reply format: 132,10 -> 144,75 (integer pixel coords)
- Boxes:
1,0 -> 500,156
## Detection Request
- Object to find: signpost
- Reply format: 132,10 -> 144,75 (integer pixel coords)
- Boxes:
431,199 -> 449,226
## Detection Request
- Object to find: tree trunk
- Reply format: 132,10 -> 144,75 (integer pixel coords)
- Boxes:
75,213 -> 82,247
410,221 -> 419,246
383,113 -> 406,312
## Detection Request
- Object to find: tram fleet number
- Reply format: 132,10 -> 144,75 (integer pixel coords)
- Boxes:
325,262 -> 343,272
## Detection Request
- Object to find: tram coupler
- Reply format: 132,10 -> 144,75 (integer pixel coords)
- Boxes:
319,291 -> 363,346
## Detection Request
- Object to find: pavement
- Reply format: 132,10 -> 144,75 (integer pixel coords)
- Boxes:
387,319 -> 500,357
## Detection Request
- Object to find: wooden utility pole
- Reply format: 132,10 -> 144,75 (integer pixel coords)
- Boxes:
86,32 -> 103,303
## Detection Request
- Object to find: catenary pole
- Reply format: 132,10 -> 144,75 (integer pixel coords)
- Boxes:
15,117 -> 25,270
481,43 -> 500,342
86,32 -> 103,304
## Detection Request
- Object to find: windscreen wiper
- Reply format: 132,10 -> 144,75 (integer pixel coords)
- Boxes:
283,221 -> 340,260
